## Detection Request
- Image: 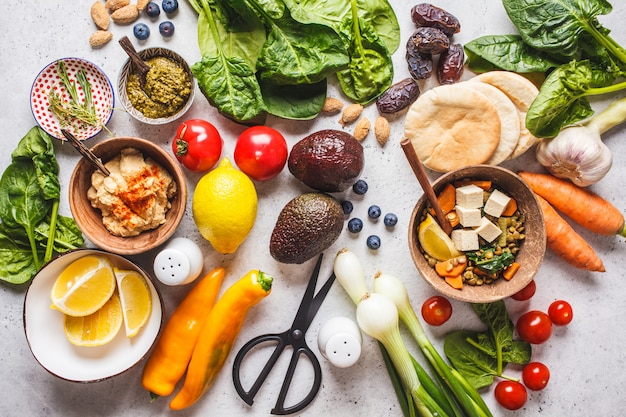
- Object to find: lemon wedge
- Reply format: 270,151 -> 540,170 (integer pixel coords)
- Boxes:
50,255 -> 116,317
418,213 -> 462,261
63,291 -> 123,347
114,268 -> 152,337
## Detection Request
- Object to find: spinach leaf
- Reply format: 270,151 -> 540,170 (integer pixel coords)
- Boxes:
467,248 -> 515,275
35,215 -> 85,253
502,0 -> 614,60
260,78 -> 327,120
444,330 -> 498,390
526,59 -> 615,137
336,2 -> 393,104
0,227 -> 39,285
464,35 -> 561,73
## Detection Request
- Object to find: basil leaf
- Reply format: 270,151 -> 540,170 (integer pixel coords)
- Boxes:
444,331 -> 497,390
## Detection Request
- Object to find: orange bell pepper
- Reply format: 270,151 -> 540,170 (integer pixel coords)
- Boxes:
169,269 -> 273,410
141,267 -> 225,397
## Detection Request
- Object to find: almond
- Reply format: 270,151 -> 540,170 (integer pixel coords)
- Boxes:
105,0 -> 130,11
90,1 -> 110,30
322,97 -> 343,113
110,4 -> 139,24
374,116 -> 391,146
136,0 -> 150,10
340,103 -> 363,126
353,117 -> 371,142
89,30 -> 113,48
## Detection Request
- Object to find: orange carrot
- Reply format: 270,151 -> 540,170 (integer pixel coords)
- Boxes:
454,180 -> 492,190
445,275 -> 463,289
435,258 -> 466,277
535,194 -> 605,272
519,171 -> 625,237
438,183 -> 456,214
502,262 -> 520,281
501,198 -> 518,217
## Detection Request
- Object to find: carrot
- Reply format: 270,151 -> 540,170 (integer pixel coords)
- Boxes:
445,275 -> 463,289
535,194 -> 605,272
453,180 -> 492,190
502,262 -> 520,281
438,183 -> 456,214
435,257 -> 466,277
518,171 -> 626,237
501,198 -> 518,217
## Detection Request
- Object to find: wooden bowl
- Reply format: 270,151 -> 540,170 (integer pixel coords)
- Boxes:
408,165 -> 546,303
69,137 -> 187,255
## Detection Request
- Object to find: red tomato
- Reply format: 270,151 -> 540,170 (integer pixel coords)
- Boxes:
421,295 -> 453,326
494,380 -> 527,410
522,362 -> 550,391
516,310 -> 552,344
510,280 -> 536,301
548,300 -> 573,326
172,119 -> 223,172
234,126 -> 288,181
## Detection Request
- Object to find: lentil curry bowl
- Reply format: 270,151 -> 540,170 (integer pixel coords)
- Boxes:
408,165 -> 546,303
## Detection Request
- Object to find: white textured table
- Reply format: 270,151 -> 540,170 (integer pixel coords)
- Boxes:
1,1 -> 625,416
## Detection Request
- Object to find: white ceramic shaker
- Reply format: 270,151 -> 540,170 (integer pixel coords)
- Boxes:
317,316 -> 362,368
153,237 -> 204,286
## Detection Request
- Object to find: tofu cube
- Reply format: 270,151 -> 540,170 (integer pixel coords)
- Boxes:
455,205 -> 482,227
451,229 -> 479,252
475,217 -> 502,243
455,184 -> 484,209
484,189 -> 511,217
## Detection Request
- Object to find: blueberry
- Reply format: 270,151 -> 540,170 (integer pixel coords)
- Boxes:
341,201 -> 353,215
162,0 -> 178,13
368,205 -> 381,219
353,179 -> 368,195
133,23 -> 150,40
384,213 -> 398,227
348,218 -> 363,233
159,21 -> 175,37
145,1 -> 160,17
367,235 -> 381,250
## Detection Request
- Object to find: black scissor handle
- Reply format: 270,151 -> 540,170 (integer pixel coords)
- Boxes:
271,345 -> 322,415
232,333 -> 287,406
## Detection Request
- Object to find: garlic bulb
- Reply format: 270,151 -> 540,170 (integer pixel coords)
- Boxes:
535,124 -> 613,187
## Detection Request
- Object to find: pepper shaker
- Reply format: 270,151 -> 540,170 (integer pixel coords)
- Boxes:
153,237 -> 203,286
317,316 -> 362,368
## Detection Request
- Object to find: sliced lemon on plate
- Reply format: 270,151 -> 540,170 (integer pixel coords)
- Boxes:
50,255 -> 116,317
64,291 -> 123,347
113,268 -> 152,337
418,213 -> 462,261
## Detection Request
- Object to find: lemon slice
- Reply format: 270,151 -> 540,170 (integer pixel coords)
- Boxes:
114,268 -> 152,337
63,291 -> 123,347
418,213 -> 462,261
50,255 -> 116,317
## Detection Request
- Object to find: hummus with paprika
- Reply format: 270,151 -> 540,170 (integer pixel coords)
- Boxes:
87,147 -> 177,237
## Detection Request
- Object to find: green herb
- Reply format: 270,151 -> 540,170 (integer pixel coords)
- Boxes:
465,0 -> 626,138
0,127 -> 83,284
444,301 -> 531,390
466,247 -> 515,275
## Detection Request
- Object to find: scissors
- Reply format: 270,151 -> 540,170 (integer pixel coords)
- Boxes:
232,253 -> 335,415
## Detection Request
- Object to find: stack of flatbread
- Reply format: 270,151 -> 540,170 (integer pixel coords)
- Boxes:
404,71 -> 541,172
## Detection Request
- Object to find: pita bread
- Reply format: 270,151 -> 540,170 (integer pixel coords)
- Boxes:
463,81 -> 520,165
509,111 -> 541,159
469,71 -> 539,112
404,84 -> 501,172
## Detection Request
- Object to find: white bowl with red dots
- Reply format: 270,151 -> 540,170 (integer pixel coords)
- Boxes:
30,57 -> 114,141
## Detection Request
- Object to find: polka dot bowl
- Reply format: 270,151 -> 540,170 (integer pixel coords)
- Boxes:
30,57 -> 114,141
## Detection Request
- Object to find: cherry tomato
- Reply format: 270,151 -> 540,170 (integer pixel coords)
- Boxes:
516,310 -> 552,344
522,362 -> 550,391
510,279 -> 536,301
494,380 -> 527,410
172,119 -> 223,172
421,295 -> 453,326
548,300 -> 573,326
234,126 -> 288,181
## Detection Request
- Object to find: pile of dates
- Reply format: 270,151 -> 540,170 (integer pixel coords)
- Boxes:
377,3 -> 462,114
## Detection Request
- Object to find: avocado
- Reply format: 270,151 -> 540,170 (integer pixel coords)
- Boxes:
270,192 -> 344,264
288,129 -> 364,192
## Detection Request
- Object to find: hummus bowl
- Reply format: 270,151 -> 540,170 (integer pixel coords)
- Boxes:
69,136 -> 187,255
23,249 -> 164,383
408,165 -> 546,303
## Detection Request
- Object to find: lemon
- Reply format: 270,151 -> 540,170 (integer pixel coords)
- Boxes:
63,291 -> 123,347
114,268 -> 152,337
192,158 -> 258,254
418,213 -> 462,261
50,255 -> 116,317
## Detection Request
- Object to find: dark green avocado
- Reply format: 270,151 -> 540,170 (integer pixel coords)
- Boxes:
270,192 -> 344,264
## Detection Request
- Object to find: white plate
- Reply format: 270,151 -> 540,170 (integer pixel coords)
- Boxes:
23,249 -> 163,382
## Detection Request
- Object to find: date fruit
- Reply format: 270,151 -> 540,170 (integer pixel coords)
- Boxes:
376,78 -> 421,114
437,43 -> 465,84
411,3 -> 461,36
406,44 -> 433,80
408,27 -> 450,55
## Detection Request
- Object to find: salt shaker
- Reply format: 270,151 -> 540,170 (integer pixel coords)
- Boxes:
153,237 -> 203,286
317,316 -> 362,368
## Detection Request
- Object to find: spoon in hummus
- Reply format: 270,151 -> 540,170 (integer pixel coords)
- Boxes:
61,129 -> 110,176
119,36 -> 151,90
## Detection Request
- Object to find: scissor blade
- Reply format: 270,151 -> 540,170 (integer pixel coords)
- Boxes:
290,254 -> 335,334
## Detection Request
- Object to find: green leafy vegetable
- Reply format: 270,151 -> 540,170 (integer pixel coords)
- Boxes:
0,127 -> 83,284
466,246 -> 515,275
444,301 -> 531,390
